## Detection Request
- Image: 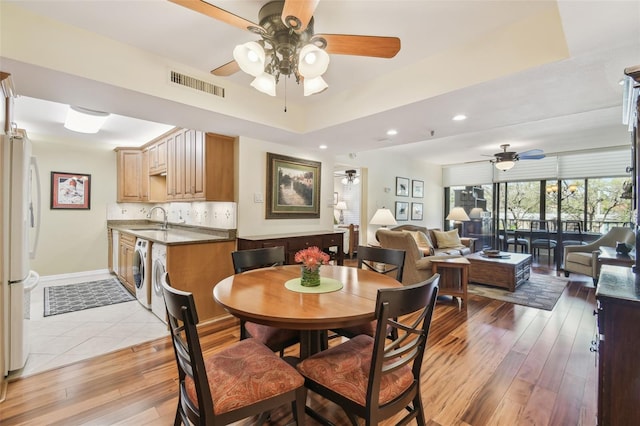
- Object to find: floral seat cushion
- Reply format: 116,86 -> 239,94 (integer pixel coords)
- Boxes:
296,334 -> 414,406
244,322 -> 299,348
184,338 -> 304,414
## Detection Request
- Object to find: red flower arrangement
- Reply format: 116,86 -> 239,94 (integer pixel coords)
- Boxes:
294,246 -> 330,271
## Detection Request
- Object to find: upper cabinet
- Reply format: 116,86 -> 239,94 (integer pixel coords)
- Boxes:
116,148 -> 148,202
167,129 -> 234,202
116,128 -> 235,203
148,137 -> 167,175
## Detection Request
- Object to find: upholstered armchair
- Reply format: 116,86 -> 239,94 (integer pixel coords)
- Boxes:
376,228 -> 460,285
564,226 -> 635,282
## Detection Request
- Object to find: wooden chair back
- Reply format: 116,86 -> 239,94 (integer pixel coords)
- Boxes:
231,246 -> 285,273
357,245 -> 406,283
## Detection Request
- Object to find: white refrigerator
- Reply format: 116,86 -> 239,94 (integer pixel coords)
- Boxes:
1,130 -> 41,374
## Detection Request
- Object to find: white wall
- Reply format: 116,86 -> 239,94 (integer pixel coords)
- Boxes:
31,135 -> 116,276
236,136 -> 336,236
335,151 -> 443,244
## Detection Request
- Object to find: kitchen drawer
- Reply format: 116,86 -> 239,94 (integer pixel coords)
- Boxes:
119,232 -> 137,246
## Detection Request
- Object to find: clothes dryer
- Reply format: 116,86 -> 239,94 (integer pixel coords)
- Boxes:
133,238 -> 151,309
151,243 -> 167,324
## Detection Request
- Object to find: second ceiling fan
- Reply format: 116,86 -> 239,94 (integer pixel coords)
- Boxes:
169,0 -> 401,96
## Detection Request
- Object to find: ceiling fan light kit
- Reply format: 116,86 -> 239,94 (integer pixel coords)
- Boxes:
170,0 -> 400,97
495,160 -> 515,171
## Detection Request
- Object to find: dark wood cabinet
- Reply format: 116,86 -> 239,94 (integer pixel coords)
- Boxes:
237,231 -> 344,266
595,265 -> 640,426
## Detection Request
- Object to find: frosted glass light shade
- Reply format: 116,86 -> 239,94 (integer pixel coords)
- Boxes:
250,73 -> 276,96
495,160 -> 515,171
303,76 -> 328,96
298,44 -> 330,78
233,41 -> 266,77
370,208 -> 398,227
64,106 -> 110,134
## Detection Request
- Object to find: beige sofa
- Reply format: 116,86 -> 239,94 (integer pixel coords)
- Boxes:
375,225 -> 476,286
563,226 -> 635,282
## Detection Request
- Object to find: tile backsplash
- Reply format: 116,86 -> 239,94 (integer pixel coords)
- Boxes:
107,201 -> 237,229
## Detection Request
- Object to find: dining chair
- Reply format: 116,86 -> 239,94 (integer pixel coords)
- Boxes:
529,219 -> 557,266
503,219 -> 529,253
296,274 -> 440,426
330,245 -> 406,340
562,220 -> 587,246
161,273 -> 306,426
231,247 -> 300,356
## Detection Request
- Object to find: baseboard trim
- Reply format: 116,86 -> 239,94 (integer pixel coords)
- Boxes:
39,269 -> 111,283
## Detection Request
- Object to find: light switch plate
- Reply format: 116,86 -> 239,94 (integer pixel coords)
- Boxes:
254,193 -> 264,203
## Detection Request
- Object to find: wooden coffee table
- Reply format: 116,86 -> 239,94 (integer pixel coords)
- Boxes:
466,252 -> 532,291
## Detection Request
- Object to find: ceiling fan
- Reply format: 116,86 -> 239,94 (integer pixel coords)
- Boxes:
490,144 -> 545,171
169,0 -> 401,96
337,169 -> 360,185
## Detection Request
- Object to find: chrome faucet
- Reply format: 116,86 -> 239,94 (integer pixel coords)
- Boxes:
147,206 -> 168,230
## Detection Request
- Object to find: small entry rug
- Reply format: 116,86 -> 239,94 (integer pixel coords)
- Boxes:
44,278 -> 135,317
467,274 -> 568,311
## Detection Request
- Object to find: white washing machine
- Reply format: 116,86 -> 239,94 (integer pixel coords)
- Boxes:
133,238 -> 151,309
151,243 -> 168,324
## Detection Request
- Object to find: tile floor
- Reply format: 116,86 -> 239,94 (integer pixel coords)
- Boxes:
12,271 -> 168,378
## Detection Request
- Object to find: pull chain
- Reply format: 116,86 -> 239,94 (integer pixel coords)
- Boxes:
284,76 -> 287,112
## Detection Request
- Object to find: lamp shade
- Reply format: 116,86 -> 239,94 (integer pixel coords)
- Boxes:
233,41 -> 265,77
469,207 -> 484,219
298,44 -> 330,78
250,72 -> 276,96
303,76 -> 328,96
335,201 -> 348,211
370,208 -> 398,227
64,106 -> 110,134
495,160 -> 515,171
446,207 -> 470,222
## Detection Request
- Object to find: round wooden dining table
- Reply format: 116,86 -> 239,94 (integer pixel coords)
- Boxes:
213,264 -> 402,359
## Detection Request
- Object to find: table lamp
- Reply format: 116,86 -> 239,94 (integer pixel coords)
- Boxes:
335,201 -> 348,224
370,207 -> 398,228
446,207 -> 470,234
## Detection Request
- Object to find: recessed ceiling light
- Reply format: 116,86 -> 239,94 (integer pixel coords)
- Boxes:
452,114 -> 467,121
386,129 -> 398,136
319,144 -> 327,149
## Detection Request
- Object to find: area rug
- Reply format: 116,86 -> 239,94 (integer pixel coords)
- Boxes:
467,274 -> 568,311
44,278 -> 135,317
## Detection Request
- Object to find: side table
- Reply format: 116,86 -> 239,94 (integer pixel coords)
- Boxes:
431,257 -> 470,309
597,246 -> 635,278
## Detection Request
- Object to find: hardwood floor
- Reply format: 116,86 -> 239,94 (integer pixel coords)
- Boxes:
0,260 -> 598,425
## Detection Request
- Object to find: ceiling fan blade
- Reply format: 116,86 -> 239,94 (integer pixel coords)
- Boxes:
168,0 -> 262,33
313,34 -> 401,58
282,0 -> 319,32
211,60 -> 240,76
518,149 -> 545,160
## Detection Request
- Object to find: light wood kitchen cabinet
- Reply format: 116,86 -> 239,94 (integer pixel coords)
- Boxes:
117,232 -> 136,295
148,137 -> 167,175
116,149 -> 148,202
167,130 -> 234,201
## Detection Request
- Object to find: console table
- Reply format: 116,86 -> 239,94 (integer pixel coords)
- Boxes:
237,231 -> 344,266
595,265 -> 640,426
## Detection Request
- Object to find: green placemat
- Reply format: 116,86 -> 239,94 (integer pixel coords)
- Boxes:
284,277 -> 344,293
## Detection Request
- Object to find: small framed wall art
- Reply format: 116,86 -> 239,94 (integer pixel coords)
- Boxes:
411,202 -> 423,221
395,201 -> 409,221
412,180 -> 424,198
50,171 -> 91,210
396,176 -> 410,196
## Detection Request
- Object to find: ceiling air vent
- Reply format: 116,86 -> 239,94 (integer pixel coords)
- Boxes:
170,71 -> 225,98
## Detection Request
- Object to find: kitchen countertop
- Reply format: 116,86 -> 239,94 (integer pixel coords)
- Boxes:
108,220 -> 236,245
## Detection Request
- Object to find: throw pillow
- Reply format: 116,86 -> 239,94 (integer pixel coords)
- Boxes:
433,229 -> 462,249
403,230 -> 434,255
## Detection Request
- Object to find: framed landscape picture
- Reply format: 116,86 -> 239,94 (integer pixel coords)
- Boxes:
412,180 -> 424,198
266,152 -> 321,219
50,171 -> 91,209
395,201 -> 409,221
412,202 -> 423,221
396,177 -> 410,196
